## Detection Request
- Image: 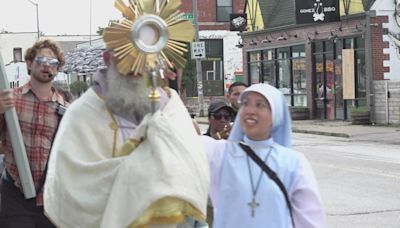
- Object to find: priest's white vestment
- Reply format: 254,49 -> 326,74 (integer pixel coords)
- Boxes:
44,88 -> 209,228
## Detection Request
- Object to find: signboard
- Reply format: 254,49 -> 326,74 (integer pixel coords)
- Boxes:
295,0 -> 340,24
230,13 -> 247,31
191,41 -> 206,59
342,49 -> 355,99
174,13 -> 194,25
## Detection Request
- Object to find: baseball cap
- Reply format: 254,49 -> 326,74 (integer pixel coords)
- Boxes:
208,101 -> 234,116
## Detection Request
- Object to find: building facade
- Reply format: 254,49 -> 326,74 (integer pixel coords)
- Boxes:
180,0 -> 245,97
239,0 -> 400,124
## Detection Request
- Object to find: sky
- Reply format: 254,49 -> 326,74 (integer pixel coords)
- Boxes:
0,0 -> 122,35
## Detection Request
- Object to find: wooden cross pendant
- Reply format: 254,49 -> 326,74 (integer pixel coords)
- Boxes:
248,197 -> 260,217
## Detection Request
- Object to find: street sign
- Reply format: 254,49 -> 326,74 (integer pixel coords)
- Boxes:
173,13 -> 194,25
191,41 -> 206,59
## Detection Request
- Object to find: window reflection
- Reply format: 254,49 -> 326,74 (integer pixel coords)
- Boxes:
248,45 -> 306,107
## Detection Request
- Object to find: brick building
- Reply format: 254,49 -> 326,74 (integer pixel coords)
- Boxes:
179,0 -> 246,98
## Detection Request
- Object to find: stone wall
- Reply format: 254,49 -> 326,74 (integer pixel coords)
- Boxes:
182,96 -> 226,117
373,80 -> 400,125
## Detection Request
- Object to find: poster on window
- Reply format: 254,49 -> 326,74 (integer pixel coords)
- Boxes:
295,0 -> 340,24
230,13 -> 247,31
342,49 -> 355,100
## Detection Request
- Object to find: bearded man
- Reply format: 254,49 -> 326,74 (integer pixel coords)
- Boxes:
43,50 -> 209,228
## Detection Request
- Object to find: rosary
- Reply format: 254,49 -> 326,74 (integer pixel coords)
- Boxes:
246,147 -> 272,217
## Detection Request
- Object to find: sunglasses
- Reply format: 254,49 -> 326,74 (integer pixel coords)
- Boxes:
211,113 -> 232,121
34,56 -> 60,67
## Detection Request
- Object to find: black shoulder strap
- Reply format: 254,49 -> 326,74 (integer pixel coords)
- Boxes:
239,141 -> 295,228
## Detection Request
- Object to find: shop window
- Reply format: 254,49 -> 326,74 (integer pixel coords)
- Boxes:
355,36 -> 365,49
262,50 -> 275,61
216,0 -> 232,22
247,45 -> 306,107
277,47 -> 291,103
356,51 -> 366,100
248,51 -> 262,84
314,41 -> 324,53
325,41 -> 334,53
292,58 -> 307,106
335,39 -> 343,59
312,36 -> 365,120
249,51 -> 262,61
344,38 -> 354,49
292,45 -> 305,58
262,60 -> 276,86
249,62 -> 261,84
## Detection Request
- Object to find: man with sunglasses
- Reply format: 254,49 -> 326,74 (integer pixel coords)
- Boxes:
204,100 -> 234,140
0,39 -> 67,228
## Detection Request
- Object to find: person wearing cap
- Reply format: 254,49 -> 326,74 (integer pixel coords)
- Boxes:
204,100 -> 234,140
202,83 -> 326,228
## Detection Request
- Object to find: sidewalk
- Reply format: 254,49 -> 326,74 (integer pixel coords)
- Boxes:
195,117 -> 400,145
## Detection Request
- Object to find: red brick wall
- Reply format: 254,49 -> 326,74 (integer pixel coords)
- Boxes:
370,16 -> 389,80
180,0 -> 245,30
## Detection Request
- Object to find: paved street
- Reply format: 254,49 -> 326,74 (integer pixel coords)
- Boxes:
293,133 -> 400,228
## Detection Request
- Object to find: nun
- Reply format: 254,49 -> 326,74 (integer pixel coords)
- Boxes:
202,83 -> 326,228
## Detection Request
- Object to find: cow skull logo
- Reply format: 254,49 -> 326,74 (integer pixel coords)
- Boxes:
313,0 -> 325,21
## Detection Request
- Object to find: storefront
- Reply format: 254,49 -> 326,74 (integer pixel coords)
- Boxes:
240,14 -> 376,120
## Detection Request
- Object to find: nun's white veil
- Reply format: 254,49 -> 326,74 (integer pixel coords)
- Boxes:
228,83 -> 292,147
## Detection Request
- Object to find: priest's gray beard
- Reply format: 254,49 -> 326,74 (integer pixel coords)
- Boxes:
105,65 -> 152,123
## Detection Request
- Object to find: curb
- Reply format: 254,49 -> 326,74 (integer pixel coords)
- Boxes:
196,119 -> 351,138
292,129 -> 350,138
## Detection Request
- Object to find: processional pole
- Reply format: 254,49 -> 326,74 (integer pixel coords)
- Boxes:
0,53 -> 36,199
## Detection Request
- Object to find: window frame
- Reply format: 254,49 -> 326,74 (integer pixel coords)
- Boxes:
216,0 -> 232,22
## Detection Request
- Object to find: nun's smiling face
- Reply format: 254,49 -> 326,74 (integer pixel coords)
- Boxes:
239,91 -> 272,141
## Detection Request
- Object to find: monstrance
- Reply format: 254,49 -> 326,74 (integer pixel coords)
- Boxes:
103,0 -> 194,113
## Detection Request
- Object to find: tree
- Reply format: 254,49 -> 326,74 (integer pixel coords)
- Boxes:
181,43 -> 196,96
96,19 -> 119,35
69,80 -> 89,97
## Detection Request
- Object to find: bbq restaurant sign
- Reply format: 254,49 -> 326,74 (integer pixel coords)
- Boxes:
295,0 -> 340,24
230,13 -> 247,31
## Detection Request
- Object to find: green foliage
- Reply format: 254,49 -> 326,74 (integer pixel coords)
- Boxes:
182,44 -> 195,88
69,80 -> 89,96
96,19 -> 119,35
96,27 -> 105,36
351,106 -> 368,113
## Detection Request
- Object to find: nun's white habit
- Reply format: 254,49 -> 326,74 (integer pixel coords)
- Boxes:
202,83 -> 326,228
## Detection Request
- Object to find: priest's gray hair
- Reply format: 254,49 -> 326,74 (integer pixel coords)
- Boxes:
105,62 -> 152,123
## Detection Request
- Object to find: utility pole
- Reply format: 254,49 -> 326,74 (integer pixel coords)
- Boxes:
27,0 -> 40,40
193,0 -> 205,117
365,10 -> 376,124
89,0 -> 92,46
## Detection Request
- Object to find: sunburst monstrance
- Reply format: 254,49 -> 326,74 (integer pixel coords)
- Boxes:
103,0 -> 195,76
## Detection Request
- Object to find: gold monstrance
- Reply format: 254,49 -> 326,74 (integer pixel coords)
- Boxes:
103,0 -> 194,113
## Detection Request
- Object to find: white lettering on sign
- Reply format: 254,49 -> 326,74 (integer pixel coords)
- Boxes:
191,41 -> 206,59
324,7 -> 336,12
